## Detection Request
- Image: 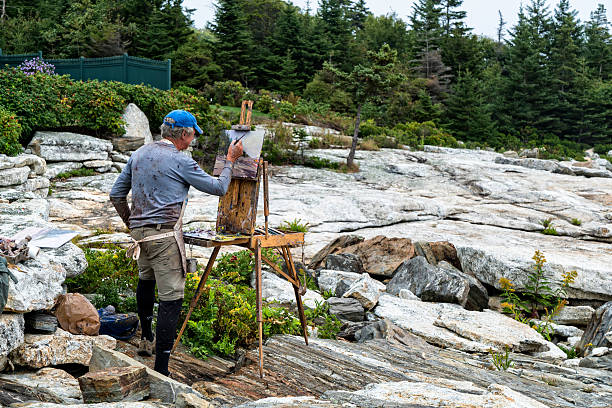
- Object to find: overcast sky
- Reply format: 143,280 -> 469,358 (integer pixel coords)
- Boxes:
182,0 -> 609,40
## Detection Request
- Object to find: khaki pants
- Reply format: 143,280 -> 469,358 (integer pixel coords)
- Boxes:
130,227 -> 185,301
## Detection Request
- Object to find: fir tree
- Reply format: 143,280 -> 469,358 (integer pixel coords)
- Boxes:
548,0 -> 584,140
444,69 -> 494,143
584,4 -> 612,80
500,1 -> 555,139
211,0 -> 254,84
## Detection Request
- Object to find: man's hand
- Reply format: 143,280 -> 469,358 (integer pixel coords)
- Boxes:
227,140 -> 244,163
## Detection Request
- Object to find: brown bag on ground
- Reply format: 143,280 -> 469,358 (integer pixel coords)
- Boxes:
54,293 -> 100,336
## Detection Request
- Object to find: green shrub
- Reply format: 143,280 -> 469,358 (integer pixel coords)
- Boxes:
181,276 -> 301,358
272,100 -> 296,121
211,249 -> 280,285
0,68 -> 220,144
255,90 -> 275,113
393,121 -> 457,148
571,218 -> 581,226
207,80 -> 246,107
594,144 -> 612,155
66,245 -> 139,313
53,168 -> 96,180
0,107 -> 22,156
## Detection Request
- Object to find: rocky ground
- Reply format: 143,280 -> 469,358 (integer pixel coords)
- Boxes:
1,121 -> 612,407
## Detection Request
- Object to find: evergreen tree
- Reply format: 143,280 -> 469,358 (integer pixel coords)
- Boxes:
444,70 -> 494,143
584,4 -> 612,80
347,0 -> 369,31
323,44 -> 404,168
356,13 -> 412,58
318,0 -> 352,67
211,0 -> 254,84
500,1 -> 555,139
440,0 -> 467,37
548,0 -> 584,140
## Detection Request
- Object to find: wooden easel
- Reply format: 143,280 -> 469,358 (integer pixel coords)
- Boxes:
172,101 -> 308,378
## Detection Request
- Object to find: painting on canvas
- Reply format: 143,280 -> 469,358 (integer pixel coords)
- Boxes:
213,129 -> 265,180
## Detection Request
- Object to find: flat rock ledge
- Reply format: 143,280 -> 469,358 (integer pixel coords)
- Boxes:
373,294 -> 553,355
196,335 -> 612,407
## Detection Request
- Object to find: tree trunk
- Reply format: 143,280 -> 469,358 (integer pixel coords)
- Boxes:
1,0 -> 6,21
346,103 -> 362,169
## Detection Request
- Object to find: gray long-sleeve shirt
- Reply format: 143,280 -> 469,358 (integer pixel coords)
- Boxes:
110,141 -> 232,228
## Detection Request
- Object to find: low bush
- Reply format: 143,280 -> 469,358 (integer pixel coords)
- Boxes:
53,168 -> 96,180
211,249 -> 281,286
0,66 -> 220,145
66,245 -> 139,313
0,107 -> 23,156
181,275 -> 302,358
205,80 -> 246,107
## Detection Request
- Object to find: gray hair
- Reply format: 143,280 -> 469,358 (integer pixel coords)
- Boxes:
160,123 -> 194,140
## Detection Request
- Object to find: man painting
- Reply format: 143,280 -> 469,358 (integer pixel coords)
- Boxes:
110,110 -> 243,376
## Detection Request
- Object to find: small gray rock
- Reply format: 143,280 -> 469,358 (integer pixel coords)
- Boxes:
326,297 -> 364,322
325,253 -> 364,274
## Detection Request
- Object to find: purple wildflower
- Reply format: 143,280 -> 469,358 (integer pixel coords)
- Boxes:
18,57 -> 56,76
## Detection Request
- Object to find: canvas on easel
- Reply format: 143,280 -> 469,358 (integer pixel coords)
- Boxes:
212,129 -> 265,180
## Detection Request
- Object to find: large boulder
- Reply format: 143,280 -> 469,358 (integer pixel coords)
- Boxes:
387,257 -> 488,311
342,273 -> 385,310
0,167 -> 30,187
373,294 -> 553,354
387,257 -> 467,304
4,258 -> 66,313
28,132 -> 113,162
576,302 -> 612,354
116,103 -> 151,150
0,314 -> 25,369
457,246 -> 612,301
339,235 -> 414,277
10,328 -> 116,369
308,235 -> 364,269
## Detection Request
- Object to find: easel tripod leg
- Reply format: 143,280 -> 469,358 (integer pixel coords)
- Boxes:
282,246 -> 309,345
172,246 -> 220,353
254,239 -> 264,378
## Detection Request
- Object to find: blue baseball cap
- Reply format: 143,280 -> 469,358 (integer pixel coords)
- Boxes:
163,110 -> 203,134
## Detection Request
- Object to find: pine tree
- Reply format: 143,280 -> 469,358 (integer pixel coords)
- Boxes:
444,69 -> 494,143
584,4 -> 612,80
548,0 -> 584,140
347,0 -> 369,31
317,0 -> 352,67
500,1 -> 555,139
211,0 -> 254,84
440,0 -> 467,37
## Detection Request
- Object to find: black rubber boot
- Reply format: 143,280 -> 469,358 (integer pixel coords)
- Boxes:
154,298 -> 183,376
136,279 -> 156,341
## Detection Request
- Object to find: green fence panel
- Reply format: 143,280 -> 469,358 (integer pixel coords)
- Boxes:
0,52 -> 170,90
0,50 -> 42,68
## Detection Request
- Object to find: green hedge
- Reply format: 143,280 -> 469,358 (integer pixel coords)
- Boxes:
0,106 -> 22,156
0,68 -> 219,145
